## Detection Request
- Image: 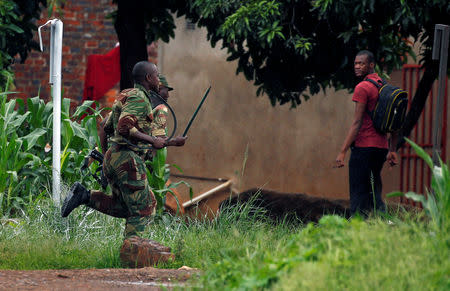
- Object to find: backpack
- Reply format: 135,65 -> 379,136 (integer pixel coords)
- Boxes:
365,78 -> 408,134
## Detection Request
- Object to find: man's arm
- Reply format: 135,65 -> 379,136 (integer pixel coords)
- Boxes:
334,102 -> 365,168
386,132 -> 399,167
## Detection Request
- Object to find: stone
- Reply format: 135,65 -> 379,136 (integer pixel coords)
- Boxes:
119,236 -> 175,268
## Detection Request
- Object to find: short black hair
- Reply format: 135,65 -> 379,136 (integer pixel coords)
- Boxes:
132,61 -> 156,84
356,50 -> 375,64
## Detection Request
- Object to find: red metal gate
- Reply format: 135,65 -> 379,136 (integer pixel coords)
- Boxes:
400,64 -> 448,206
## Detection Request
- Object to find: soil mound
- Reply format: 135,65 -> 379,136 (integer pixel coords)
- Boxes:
220,188 -> 350,223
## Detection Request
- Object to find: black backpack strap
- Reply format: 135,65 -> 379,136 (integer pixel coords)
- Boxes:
362,77 -> 384,118
364,77 -> 385,89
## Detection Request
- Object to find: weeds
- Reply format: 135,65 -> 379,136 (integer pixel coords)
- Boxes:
1,196 -> 448,290
388,138 -> 450,231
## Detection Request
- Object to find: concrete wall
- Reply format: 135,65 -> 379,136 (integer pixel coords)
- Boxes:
160,17 -> 411,200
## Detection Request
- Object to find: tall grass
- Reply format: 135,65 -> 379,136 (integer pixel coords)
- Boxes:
0,185 -> 123,269
1,195 -> 448,290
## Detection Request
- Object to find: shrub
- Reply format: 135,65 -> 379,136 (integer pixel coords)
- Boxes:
388,138 -> 449,231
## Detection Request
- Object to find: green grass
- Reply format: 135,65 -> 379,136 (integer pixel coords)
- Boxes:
0,198 -> 448,290
0,201 -> 123,269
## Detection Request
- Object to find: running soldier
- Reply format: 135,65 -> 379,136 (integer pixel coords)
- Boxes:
61,61 -> 186,240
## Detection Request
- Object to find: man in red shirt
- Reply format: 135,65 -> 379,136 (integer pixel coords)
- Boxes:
335,50 -> 398,216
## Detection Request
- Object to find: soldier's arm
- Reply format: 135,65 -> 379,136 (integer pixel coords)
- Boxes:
118,95 -> 166,149
99,113 -> 111,154
151,105 -> 187,147
151,105 -> 169,138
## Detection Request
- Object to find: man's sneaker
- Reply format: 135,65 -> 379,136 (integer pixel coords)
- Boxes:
61,182 -> 90,217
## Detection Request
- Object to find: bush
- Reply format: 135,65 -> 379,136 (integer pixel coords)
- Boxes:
388,138 -> 450,231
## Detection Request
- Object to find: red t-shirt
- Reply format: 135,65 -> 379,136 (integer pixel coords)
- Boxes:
352,73 -> 388,149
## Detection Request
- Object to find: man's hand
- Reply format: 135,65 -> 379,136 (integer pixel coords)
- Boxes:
168,136 -> 187,147
334,152 -> 346,168
386,151 -> 398,167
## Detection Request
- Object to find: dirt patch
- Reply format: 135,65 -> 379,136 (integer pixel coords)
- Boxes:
220,188 -> 350,222
0,267 -> 199,290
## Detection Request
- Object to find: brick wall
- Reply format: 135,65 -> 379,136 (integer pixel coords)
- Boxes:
11,0 -> 158,109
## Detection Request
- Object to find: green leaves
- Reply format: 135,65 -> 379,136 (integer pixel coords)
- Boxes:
387,138 -> 450,230
0,89 -> 108,214
146,147 -> 191,214
22,128 -> 47,151
219,0 -> 283,45
0,0 -> 46,88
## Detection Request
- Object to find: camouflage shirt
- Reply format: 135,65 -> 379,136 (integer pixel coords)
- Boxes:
150,104 -> 169,137
104,84 -> 158,155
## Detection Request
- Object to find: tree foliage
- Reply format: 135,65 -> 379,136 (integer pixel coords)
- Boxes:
108,0 -> 450,107
116,0 -> 448,146
177,0 -> 449,107
0,0 -> 46,87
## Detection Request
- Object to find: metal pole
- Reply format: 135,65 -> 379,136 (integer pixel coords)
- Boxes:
38,19 -> 63,205
431,24 -> 449,166
182,180 -> 233,208
52,20 -> 63,205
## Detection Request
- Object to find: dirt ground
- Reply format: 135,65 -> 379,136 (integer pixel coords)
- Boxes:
0,266 -> 200,290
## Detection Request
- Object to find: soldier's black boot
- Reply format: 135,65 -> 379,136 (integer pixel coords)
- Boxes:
61,182 -> 90,217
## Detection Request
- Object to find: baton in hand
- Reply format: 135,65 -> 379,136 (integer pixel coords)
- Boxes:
182,86 -> 211,137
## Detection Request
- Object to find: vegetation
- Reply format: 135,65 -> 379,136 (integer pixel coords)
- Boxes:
388,138 -> 450,232
0,198 -> 448,290
0,0 -> 46,88
146,148 -> 192,214
0,2 -> 448,289
0,85 -> 106,215
0,102 -> 448,289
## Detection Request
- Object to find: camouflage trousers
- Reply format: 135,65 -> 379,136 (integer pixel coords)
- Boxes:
87,144 -> 156,238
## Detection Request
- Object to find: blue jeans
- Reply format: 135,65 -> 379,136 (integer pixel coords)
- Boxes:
349,147 -> 388,215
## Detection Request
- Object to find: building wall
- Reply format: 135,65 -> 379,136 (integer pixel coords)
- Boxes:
11,0 -> 119,106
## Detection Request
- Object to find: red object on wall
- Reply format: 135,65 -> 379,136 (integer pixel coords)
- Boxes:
400,64 -> 448,207
83,45 -> 120,101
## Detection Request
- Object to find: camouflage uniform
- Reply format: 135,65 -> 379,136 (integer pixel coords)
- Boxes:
150,104 -> 169,137
87,84 -> 158,238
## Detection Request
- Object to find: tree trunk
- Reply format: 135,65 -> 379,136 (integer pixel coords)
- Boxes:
114,0 -> 148,90
397,62 -> 439,150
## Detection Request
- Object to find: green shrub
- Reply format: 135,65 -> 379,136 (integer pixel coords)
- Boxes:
388,138 -> 449,231
146,147 -> 192,214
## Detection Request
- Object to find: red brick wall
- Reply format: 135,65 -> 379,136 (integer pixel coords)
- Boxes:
11,0 -> 158,108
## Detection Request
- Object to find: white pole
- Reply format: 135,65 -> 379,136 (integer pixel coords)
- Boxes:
38,19 -> 63,205
51,20 -> 63,205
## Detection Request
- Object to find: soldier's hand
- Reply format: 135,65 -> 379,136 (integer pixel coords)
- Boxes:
171,136 -> 187,146
152,137 -> 166,149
